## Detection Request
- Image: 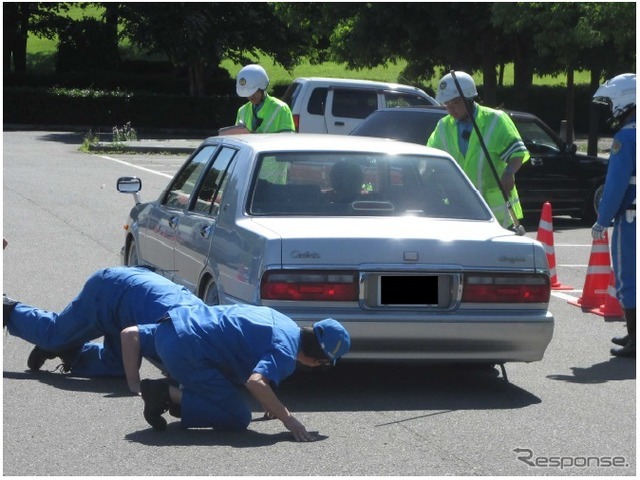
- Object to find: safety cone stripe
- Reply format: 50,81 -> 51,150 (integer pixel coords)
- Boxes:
538,220 -> 553,233
586,265 -> 612,275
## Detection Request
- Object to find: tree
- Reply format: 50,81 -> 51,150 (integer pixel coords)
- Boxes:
492,2 -> 636,141
4,2 -> 70,75
286,3 -> 511,105
119,3 -> 308,96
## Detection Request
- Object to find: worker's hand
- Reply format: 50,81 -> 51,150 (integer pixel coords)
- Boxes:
591,222 -> 606,241
283,416 -> 317,442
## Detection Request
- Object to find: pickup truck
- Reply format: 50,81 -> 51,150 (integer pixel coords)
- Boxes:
281,77 -> 438,134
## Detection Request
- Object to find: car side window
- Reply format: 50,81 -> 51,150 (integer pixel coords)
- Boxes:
192,146 -> 237,216
164,146 -> 217,209
307,87 -> 328,115
515,120 -> 560,154
331,89 -> 378,119
384,91 -> 432,107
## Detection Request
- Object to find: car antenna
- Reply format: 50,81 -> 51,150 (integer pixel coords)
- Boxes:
450,70 -> 526,236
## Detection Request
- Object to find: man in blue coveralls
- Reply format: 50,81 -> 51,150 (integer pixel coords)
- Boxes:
591,73 -> 636,358
4,266 -> 351,441
122,308 -> 350,442
3,266 -> 197,388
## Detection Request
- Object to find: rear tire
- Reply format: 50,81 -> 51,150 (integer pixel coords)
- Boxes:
126,238 -> 139,266
201,277 -> 220,305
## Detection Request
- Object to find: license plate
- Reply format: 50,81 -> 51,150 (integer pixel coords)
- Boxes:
380,275 -> 438,306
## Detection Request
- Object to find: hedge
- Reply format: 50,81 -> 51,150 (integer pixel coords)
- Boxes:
4,84 -> 609,135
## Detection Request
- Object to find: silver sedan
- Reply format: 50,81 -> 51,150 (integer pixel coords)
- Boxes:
117,134 -> 554,363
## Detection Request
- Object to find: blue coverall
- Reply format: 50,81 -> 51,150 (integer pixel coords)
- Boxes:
6,267 -> 199,377
138,304 -> 300,430
596,120 -> 636,309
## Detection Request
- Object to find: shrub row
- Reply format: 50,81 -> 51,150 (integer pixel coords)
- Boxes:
4,87 -> 244,133
4,84 -> 608,135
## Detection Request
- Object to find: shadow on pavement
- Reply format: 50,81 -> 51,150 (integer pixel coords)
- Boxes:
124,427 -> 326,448
2,370 -> 134,397
279,363 -> 541,413
546,357 -> 636,384
38,131 -> 86,145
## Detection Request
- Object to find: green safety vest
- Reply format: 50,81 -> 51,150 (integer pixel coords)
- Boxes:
427,105 -> 529,226
235,94 -> 295,133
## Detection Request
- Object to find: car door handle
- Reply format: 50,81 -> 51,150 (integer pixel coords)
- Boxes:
334,121 -> 345,126
200,225 -> 212,239
168,216 -> 178,229
530,157 -> 543,166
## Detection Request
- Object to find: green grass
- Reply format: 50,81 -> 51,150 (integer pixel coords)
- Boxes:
26,4 -> 592,88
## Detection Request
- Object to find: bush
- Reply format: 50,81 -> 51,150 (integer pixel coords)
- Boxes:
4,87 -> 244,133
3,84 -> 609,135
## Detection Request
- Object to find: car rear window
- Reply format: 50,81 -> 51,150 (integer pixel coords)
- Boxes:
351,110 -> 445,144
249,152 -> 490,220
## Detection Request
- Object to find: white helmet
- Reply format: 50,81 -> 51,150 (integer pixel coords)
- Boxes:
236,64 -> 269,97
436,71 -> 478,104
592,73 -> 636,120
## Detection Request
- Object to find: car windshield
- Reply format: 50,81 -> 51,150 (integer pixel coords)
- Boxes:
248,152 -> 491,220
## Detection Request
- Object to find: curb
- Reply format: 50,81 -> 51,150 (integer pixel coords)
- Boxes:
87,141 -> 199,155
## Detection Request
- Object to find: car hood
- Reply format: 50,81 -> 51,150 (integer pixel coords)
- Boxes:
249,217 -> 545,270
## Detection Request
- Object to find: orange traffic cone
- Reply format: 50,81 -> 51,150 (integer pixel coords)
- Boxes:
536,202 -> 572,290
568,230 -> 612,310
590,271 -> 625,321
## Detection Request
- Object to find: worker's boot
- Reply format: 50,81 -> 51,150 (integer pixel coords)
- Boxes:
611,309 -> 636,358
27,346 -> 79,372
140,379 -> 172,431
3,294 -> 18,328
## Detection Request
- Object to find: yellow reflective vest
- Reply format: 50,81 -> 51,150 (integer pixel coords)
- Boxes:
235,94 -> 295,133
427,105 -> 529,226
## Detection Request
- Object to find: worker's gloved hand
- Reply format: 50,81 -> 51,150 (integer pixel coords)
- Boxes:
591,223 -> 606,240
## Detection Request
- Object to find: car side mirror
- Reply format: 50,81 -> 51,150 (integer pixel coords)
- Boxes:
565,143 -> 577,155
117,176 -> 142,204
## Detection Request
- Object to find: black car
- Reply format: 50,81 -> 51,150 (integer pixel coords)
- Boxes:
350,106 -> 608,223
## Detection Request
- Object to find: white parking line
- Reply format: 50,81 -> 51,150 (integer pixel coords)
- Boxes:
552,291 -> 582,301
96,154 -> 174,179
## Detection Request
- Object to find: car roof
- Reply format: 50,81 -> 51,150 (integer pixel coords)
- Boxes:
292,77 -> 428,93
373,104 -> 538,121
205,133 -> 451,157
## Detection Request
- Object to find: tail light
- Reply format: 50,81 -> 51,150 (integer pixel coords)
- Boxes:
292,114 -> 300,132
462,274 -> 550,303
261,270 -> 358,301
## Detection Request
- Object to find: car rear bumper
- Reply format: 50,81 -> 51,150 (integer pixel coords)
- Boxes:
342,317 -> 554,362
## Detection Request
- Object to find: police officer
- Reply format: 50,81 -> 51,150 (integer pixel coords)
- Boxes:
234,64 -> 295,133
3,266 -> 197,385
591,73 -> 636,358
123,308 -> 350,442
427,71 -> 529,228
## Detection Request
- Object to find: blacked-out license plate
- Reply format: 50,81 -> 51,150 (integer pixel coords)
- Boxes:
380,275 -> 438,305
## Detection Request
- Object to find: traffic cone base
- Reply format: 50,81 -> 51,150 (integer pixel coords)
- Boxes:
590,271 -> 625,321
536,202 -> 573,290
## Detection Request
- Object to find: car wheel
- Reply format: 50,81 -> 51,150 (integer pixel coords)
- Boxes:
584,181 -> 605,224
201,277 -> 220,305
126,238 -> 139,266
